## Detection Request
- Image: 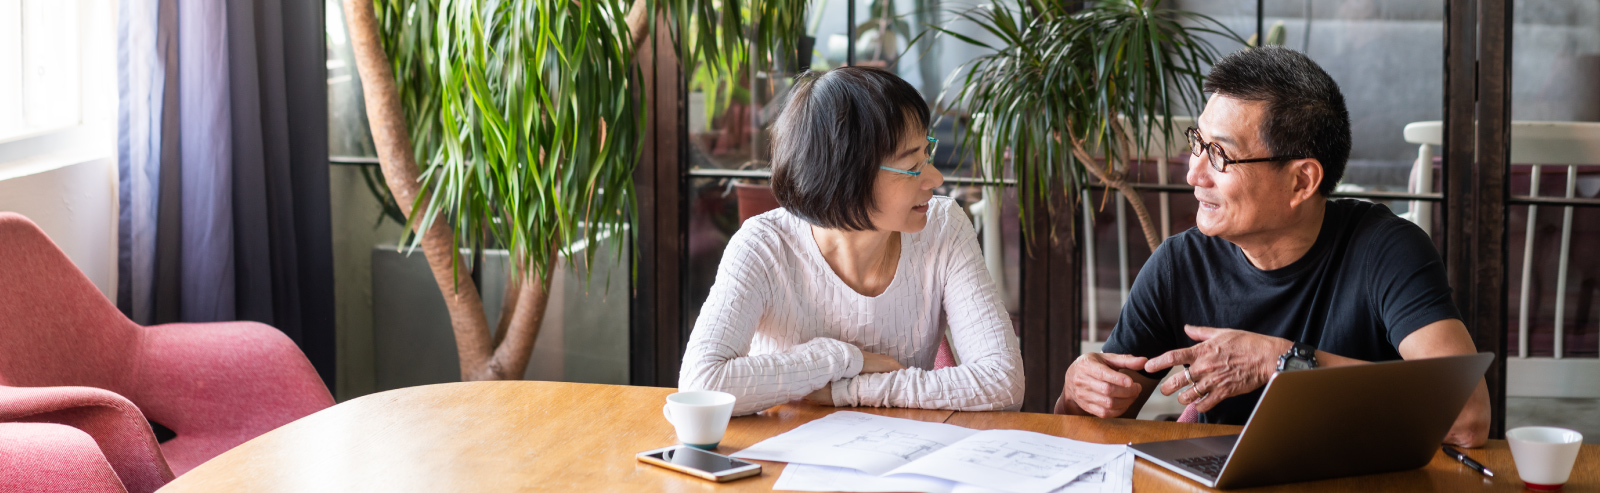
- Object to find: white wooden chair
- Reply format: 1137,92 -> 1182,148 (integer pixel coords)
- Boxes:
1403,120 -> 1600,397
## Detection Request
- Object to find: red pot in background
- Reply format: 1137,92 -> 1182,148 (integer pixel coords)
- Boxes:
734,182 -> 780,225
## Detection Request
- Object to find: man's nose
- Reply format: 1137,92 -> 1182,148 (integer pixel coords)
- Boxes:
1186,153 -> 1210,188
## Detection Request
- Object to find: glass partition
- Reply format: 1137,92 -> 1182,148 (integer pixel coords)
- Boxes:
682,0 -> 1028,334
1096,1 -> 1450,336
1506,1 -> 1600,359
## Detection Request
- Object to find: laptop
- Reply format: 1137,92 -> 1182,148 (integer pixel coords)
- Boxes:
1129,352 -> 1494,489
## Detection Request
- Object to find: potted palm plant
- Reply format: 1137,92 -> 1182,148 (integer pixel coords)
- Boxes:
938,0 -> 1241,251
340,0 -> 806,381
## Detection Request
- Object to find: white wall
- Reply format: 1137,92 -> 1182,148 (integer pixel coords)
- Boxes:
0,0 -> 118,300
0,158 -> 119,299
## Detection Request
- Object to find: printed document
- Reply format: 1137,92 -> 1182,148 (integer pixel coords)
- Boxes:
732,411 -> 1127,493
773,452 -> 1134,493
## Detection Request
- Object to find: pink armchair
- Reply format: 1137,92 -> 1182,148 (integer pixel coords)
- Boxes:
0,422 -> 130,493
0,212 -> 335,492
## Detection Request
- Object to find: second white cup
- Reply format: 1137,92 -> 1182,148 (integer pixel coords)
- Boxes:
663,390 -> 736,450
1507,426 -> 1584,490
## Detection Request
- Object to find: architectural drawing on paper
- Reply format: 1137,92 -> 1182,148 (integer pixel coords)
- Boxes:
955,440 -> 1093,478
826,413 -> 872,425
833,428 -> 942,461
1072,466 -> 1106,483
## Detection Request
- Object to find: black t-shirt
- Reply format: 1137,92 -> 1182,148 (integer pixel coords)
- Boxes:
1102,199 -> 1462,425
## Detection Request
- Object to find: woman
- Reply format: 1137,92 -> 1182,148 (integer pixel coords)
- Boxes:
679,67 -> 1023,416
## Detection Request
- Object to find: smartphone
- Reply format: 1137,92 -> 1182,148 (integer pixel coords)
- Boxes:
636,445 -> 762,482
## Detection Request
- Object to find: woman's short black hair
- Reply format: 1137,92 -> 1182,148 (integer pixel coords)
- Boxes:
769,66 -> 930,231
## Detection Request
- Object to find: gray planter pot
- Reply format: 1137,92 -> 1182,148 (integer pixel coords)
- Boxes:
371,244 -> 629,391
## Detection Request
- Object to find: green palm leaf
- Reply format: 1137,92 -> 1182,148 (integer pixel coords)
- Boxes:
938,0 -> 1241,242
371,0 -> 810,286
375,0 -> 645,283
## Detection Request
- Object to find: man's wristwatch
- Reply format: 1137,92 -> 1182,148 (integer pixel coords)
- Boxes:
1276,342 -> 1318,373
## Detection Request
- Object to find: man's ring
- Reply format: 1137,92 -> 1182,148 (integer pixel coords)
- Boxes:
1184,368 -> 1195,386
1189,385 -> 1208,402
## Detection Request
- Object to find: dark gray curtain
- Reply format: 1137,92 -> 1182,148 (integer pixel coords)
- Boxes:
118,0 -> 335,387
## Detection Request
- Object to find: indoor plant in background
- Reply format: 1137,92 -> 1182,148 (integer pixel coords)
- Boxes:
938,0 -> 1241,251
340,0 -> 805,381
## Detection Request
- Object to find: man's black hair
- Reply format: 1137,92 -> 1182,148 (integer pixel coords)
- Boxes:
1205,46 -> 1352,196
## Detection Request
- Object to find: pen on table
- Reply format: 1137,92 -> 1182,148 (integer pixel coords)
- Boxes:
1442,444 -> 1494,477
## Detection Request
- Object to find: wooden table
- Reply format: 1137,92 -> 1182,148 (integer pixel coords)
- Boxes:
159,381 -> 1600,492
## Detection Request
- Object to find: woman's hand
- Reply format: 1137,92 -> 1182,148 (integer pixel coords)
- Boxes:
804,386 -> 835,406
805,351 -> 901,407
861,351 -> 905,374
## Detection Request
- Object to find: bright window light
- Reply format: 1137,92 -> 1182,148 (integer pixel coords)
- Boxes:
0,0 -> 80,142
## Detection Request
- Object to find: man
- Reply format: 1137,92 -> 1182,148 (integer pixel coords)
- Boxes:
1053,46 -> 1490,448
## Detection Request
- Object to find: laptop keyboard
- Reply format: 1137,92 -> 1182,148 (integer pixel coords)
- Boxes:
1175,454 -> 1229,477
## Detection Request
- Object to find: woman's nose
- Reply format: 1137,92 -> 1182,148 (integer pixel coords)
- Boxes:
924,164 -> 945,190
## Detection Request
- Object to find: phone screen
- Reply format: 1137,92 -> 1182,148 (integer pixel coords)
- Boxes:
643,446 -> 753,474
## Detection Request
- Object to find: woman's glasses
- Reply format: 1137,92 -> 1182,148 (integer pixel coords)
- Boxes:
880,136 -> 938,176
1184,127 -> 1305,173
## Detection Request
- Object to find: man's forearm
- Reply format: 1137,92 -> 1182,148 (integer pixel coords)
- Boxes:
1312,349 -> 1369,368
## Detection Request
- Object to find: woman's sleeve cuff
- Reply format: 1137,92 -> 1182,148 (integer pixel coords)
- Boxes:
841,342 -> 864,378
830,378 -> 858,407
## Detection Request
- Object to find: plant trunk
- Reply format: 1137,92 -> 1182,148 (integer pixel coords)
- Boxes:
344,0 -> 560,382
475,264 -> 556,380
627,0 -> 651,52
1071,145 -> 1163,252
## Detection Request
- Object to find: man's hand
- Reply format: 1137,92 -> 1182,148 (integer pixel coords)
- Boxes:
1144,325 -> 1292,412
1056,353 -> 1151,418
1443,380 -> 1490,448
861,351 -> 905,374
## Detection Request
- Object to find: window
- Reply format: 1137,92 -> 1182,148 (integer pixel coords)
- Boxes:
0,0 -> 111,179
0,0 -> 81,142
682,0 -> 1026,335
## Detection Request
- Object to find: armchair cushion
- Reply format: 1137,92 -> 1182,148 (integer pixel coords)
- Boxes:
0,386 -> 171,493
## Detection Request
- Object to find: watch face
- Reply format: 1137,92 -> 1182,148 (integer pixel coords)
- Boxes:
1277,351 -> 1315,372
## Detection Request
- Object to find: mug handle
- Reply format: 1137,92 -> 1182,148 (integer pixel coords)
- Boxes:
662,403 -> 673,424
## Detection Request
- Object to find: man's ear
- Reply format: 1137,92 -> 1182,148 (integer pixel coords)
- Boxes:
1288,158 -> 1324,207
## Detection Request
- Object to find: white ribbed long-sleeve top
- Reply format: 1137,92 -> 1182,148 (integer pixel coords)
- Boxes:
679,196 -> 1025,416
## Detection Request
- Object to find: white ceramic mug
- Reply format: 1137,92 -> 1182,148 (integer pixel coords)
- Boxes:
662,390 -> 736,450
1507,426 -> 1584,490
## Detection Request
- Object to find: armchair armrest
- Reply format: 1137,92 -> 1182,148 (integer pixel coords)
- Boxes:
0,385 -> 173,493
0,422 -> 129,493
129,322 -> 333,473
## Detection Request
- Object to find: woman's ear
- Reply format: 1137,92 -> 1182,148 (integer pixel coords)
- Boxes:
1288,158 -> 1324,207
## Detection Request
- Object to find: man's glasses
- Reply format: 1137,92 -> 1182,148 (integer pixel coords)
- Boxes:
880,136 -> 938,176
1184,127 -> 1305,173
